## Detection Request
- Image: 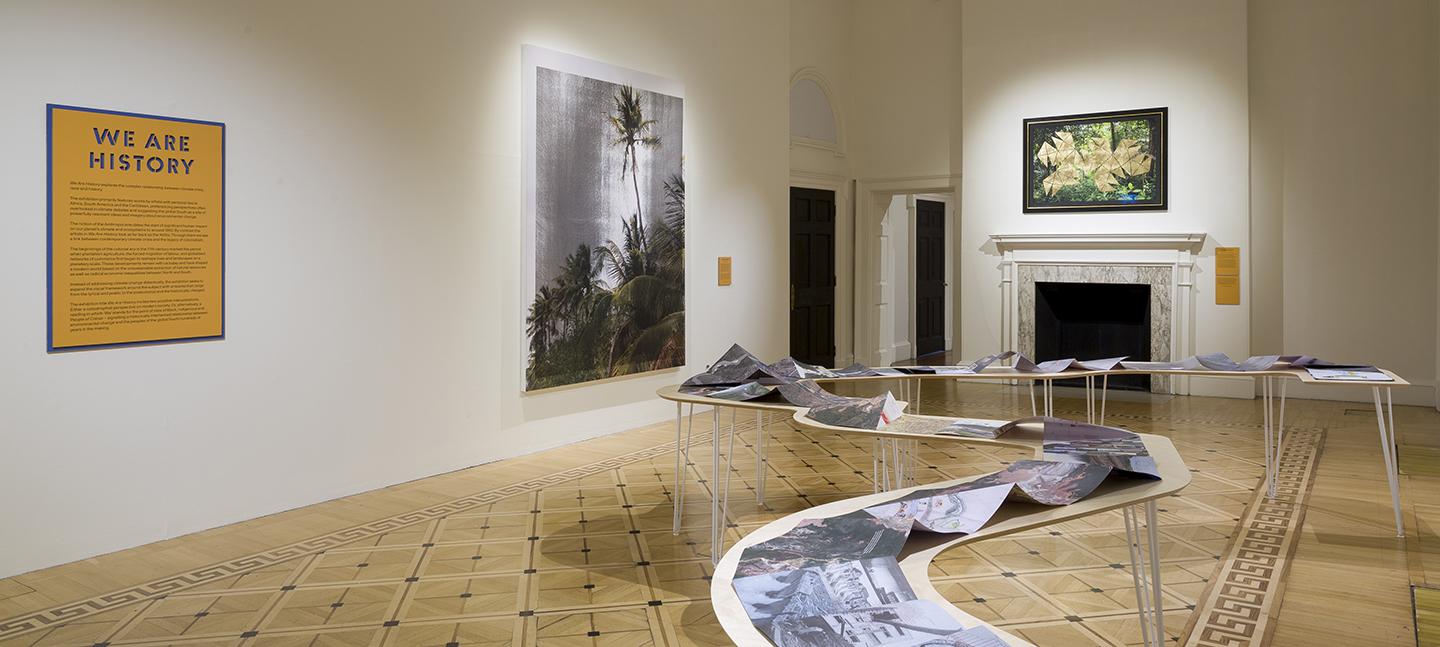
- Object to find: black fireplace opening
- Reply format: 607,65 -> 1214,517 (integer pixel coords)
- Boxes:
1035,281 -> 1151,391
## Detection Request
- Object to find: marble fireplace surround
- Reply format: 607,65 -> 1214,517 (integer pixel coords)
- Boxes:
990,233 -> 1206,395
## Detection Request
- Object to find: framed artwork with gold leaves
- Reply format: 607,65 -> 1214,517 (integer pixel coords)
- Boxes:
1023,107 -> 1166,212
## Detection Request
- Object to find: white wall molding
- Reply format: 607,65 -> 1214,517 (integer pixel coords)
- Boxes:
990,232 -> 1207,252
789,67 -> 847,158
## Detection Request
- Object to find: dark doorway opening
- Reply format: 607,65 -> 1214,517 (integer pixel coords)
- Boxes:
914,199 -> 946,359
1035,282 -> 1151,391
790,187 -> 836,367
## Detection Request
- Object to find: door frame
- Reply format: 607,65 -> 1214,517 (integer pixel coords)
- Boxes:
856,174 -> 960,367
790,171 -> 853,367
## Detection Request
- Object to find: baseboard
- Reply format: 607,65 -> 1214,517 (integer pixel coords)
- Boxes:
892,341 -> 912,362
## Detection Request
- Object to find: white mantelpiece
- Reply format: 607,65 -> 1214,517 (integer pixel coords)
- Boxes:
990,232 -> 1207,252
989,232 -> 1206,395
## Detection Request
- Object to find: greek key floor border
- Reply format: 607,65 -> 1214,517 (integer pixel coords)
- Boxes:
1180,427 -> 1326,647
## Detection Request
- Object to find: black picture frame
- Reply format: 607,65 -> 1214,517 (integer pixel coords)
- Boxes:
1023,107 -> 1167,213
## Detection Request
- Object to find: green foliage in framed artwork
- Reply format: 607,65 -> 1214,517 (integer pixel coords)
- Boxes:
1023,108 -> 1167,212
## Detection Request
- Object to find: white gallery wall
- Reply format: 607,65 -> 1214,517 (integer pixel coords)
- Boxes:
0,0 -> 789,577
1250,0 -> 1439,405
960,0 -> 1253,398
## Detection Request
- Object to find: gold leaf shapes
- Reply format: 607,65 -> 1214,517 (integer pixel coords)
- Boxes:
1036,140 -> 1058,167
1083,137 -> 1120,177
1092,170 -> 1119,193
1050,131 -> 1081,167
1041,164 -> 1080,196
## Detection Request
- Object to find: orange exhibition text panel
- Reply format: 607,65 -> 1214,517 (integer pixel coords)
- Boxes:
48,105 -> 224,351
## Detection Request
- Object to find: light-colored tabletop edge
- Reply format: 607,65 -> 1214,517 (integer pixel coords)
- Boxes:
658,363 -> 1410,388
700,411 -> 1191,647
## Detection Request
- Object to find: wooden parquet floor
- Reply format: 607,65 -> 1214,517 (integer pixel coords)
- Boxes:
0,381 -> 1431,646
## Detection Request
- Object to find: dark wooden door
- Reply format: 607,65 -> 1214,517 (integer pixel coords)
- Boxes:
790,187 -> 836,367
914,199 -> 946,358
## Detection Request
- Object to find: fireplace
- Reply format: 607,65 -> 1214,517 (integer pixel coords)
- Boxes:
992,233 -> 1203,395
1035,281 -> 1151,391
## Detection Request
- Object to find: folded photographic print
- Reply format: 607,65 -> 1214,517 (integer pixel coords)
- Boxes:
733,556 -> 916,636
682,343 -> 789,386
804,392 -> 905,430
864,482 -> 1013,534
736,511 -> 914,577
1120,356 -> 1204,371
1014,354 -> 1128,373
1074,356 -> 1128,371
880,416 -> 1012,439
967,350 -> 1016,373
775,379 -> 850,407
766,599 -> 965,647
926,625 -> 1009,647
831,363 -> 883,377
934,419 -> 1014,439
1282,355 -> 1379,371
680,381 -> 775,401
771,356 -> 840,380
965,459 -> 1113,506
1040,418 -> 1160,479
1193,352 -> 1280,372
1013,354 -> 1076,374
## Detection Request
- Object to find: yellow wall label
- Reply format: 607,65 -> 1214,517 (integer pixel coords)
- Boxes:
717,256 -> 732,286
1214,246 -> 1239,305
48,105 -> 224,351
1215,246 -> 1240,276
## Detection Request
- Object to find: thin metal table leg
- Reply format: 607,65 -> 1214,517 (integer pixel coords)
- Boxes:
1145,500 -> 1165,643
1277,378 -> 1287,448
1374,386 -> 1405,537
672,403 -> 684,534
872,438 -> 881,494
1085,375 -> 1094,423
891,439 -> 901,491
710,406 -> 721,565
1124,505 -> 1156,647
755,411 -> 766,505
718,408 -> 737,559
1029,381 -> 1037,416
1100,374 -> 1109,425
1263,376 -> 1276,499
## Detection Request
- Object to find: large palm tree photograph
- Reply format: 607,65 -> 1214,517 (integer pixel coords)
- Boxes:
526,53 -> 684,390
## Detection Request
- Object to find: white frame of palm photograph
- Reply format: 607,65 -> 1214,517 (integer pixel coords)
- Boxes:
521,45 -> 686,392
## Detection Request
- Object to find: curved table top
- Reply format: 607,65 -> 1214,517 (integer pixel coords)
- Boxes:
688,405 -> 1191,646
662,359 -> 1401,645
658,364 -> 1410,390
